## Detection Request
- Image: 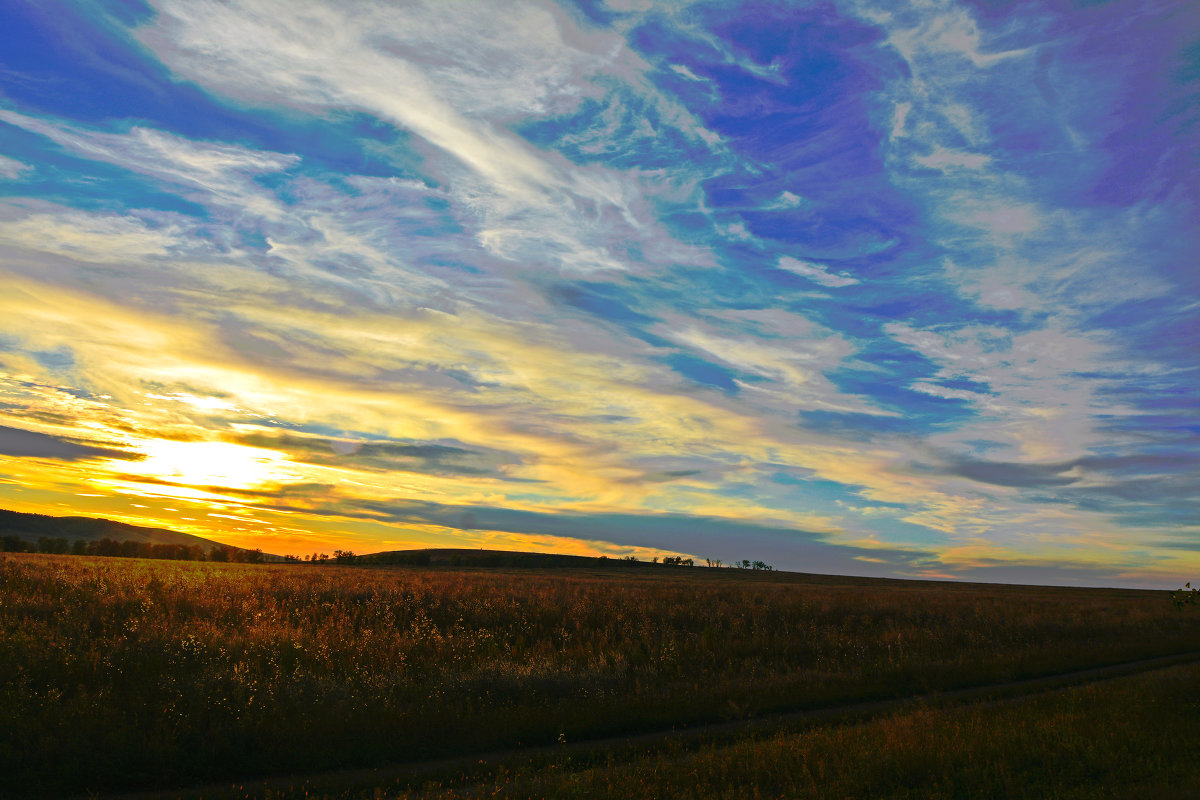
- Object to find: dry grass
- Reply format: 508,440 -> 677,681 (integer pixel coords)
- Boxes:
3,553 -> 1198,796
393,662 -> 1200,800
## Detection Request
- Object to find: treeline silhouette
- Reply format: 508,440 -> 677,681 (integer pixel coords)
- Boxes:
346,549 -> 770,570
0,534 -> 264,563
0,504 -> 777,573
0,537 -> 775,572
352,550 -> 646,568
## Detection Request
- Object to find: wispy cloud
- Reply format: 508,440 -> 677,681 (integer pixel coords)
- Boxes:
776,256 -> 860,288
0,0 -> 1195,586
135,0 -> 717,278
0,155 -> 31,180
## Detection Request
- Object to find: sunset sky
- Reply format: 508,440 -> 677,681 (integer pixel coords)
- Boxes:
1,0 -> 1197,586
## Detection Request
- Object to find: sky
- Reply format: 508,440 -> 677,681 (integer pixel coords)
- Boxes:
0,0 -> 1197,587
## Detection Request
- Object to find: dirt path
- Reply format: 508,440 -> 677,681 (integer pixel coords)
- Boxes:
100,649 -> 1200,800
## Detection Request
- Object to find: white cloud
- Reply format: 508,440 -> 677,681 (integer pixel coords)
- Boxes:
909,381 -> 985,402
885,320 -> 1150,462
0,204 -> 188,263
763,190 -> 809,210
947,198 -> 1041,236
134,0 -> 711,277
0,109 -> 295,221
859,0 -> 1030,69
654,309 -> 889,416
850,0 -> 1169,325
0,113 -> 464,306
668,63 -> 705,82
945,262 -> 1038,310
912,147 -> 991,171
0,155 -> 31,180
777,256 -> 860,287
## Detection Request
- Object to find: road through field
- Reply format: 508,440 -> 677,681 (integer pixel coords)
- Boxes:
100,648 -> 1200,800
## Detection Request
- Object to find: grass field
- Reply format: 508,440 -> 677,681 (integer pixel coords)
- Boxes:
375,661 -> 1200,800
3,553 -> 1199,797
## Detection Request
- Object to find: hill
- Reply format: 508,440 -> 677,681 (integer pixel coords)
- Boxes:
0,508 -> 274,559
354,547 -> 666,569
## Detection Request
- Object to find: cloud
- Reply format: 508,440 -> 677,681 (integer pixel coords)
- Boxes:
776,256 -> 860,288
0,0 -> 1195,587
0,155 -> 31,180
885,319 -> 1140,462
668,63 -> 705,82
911,147 -> 990,171
0,116 -> 467,312
227,430 -> 524,478
939,455 -> 1081,489
0,109 -> 297,220
653,309 -> 887,416
0,204 -> 187,263
762,190 -> 809,210
134,0 -> 713,278
945,197 -> 1041,236
0,424 -> 137,462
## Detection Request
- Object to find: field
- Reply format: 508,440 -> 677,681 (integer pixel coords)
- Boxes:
3,553 -> 1199,798
380,661 -> 1200,800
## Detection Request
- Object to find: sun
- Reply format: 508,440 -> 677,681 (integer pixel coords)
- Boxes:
121,439 -> 295,490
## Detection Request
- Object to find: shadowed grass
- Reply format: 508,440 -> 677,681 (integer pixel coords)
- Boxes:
389,662 -> 1200,800
3,553 -> 1198,796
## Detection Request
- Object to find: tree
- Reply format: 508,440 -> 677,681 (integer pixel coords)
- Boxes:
37,537 -> 69,554
1,535 -> 29,552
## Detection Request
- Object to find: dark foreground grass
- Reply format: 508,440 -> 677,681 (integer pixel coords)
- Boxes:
3,553 -> 1199,796
384,661 -> 1200,800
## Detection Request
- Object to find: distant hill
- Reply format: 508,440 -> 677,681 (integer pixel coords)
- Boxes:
355,547 -> 675,569
0,508 -> 276,559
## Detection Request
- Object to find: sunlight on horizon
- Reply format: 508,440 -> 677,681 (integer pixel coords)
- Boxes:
113,439 -> 296,492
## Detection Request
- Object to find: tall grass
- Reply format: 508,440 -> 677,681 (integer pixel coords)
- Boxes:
395,662 -> 1200,800
3,553 -> 1198,795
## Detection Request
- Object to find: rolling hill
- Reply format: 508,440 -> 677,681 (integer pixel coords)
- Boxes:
0,508 -> 273,558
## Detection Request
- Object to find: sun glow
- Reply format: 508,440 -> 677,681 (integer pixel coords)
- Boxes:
118,439 -> 295,490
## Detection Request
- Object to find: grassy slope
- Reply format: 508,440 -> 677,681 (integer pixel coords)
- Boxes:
3,553 -> 1199,796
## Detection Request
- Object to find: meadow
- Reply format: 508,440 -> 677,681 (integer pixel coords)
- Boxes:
3,553 -> 1199,797
381,660 -> 1200,800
